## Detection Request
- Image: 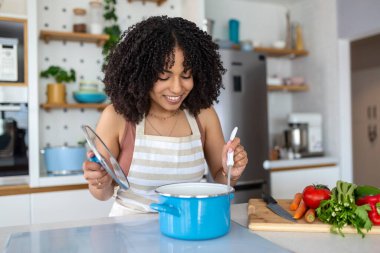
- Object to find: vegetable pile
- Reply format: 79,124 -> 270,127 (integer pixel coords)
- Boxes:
316,181 -> 372,237
289,180 -> 380,237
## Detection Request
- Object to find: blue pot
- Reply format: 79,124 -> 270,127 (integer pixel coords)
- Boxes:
150,182 -> 234,240
42,146 -> 86,175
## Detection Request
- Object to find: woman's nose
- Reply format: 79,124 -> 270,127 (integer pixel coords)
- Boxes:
169,77 -> 182,93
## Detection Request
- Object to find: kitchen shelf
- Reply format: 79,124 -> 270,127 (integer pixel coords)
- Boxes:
267,85 -> 309,92
40,103 -> 109,111
254,47 -> 308,57
40,30 -> 109,46
127,0 -> 167,6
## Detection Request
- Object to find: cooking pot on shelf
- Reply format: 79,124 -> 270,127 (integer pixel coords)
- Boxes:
41,146 -> 86,175
150,182 -> 234,240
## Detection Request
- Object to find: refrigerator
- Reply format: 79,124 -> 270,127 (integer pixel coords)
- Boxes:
212,49 -> 269,203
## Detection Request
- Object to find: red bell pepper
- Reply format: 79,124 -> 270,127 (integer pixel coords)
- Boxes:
356,194 -> 380,225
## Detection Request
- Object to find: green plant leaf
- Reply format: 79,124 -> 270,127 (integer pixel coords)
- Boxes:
40,66 -> 76,83
102,0 -> 121,62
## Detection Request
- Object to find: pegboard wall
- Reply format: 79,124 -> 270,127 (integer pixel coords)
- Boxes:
38,0 -> 184,148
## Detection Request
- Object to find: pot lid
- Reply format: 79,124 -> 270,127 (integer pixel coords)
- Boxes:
81,125 -> 130,190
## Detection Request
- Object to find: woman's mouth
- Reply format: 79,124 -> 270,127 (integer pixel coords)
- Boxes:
165,95 -> 182,104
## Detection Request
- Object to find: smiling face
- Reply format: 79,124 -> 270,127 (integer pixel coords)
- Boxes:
149,47 -> 193,116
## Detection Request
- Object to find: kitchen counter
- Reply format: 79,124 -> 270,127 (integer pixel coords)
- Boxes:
0,203 -> 378,253
263,156 -> 338,171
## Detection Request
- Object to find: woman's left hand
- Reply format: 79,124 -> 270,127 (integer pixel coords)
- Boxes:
221,137 -> 248,181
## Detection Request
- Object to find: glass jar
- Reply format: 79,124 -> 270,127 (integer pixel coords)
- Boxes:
73,8 -> 87,33
89,1 -> 103,34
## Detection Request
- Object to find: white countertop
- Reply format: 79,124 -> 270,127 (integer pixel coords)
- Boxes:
0,203 -> 378,253
263,156 -> 338,170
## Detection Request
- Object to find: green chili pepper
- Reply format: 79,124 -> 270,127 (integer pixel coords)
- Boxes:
355,185 -> 380,199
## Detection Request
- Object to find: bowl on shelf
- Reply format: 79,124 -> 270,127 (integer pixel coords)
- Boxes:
79,81 -> 100,92
73,91 -> 107,103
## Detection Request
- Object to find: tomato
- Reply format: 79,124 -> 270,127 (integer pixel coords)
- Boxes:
302,184 -> 331,209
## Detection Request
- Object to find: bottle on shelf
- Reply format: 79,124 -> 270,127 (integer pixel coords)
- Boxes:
73,8 -> 87,33
294,23 -> 305,51
89,0 -> 103,34
285,11 -> 292,49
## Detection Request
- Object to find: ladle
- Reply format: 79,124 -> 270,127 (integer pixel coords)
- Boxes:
227,127 -> 238,192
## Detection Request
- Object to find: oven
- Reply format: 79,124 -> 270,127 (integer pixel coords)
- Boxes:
0,103 -> 28,179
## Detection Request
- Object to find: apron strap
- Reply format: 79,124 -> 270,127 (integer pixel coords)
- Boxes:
184,110 -> 200,136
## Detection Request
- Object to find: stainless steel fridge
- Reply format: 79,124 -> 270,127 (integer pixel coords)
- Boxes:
212,49 -> 269,203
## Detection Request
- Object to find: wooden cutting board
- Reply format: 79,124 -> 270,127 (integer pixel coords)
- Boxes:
248,198 -> 380,234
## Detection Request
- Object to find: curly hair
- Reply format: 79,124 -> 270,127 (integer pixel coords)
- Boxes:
103,16 -> 226,124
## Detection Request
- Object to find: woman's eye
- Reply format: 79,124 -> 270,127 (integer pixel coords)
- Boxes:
158,76 -> 170,81
181,75 -> 192,80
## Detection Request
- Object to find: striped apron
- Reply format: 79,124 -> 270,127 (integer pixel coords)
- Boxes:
109,110 -> 206,216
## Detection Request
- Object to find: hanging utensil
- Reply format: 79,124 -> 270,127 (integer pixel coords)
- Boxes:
227,126 -> 238,192
81,125 -> 130,190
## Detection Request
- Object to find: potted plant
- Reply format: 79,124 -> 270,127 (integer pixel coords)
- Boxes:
40,66 -> 76,104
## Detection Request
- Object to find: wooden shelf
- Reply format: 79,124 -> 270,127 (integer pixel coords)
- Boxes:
128,0 -> 167,6
254,47 -> 308,57
267,85 -> 309,92
40,103 -> 109,111
40,30 -> 109,46
0,82 -> 27,86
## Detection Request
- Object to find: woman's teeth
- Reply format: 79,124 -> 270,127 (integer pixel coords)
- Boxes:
166,96 -> 181,102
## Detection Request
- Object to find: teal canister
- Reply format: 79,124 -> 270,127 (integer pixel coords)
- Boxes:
229,19 -> 239,44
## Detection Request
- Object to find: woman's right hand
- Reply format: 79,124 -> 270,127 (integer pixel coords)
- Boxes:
82,151 -> 113,191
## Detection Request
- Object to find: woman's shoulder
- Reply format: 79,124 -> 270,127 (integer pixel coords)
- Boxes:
100,104 -> 124,124
197,107 -> 218,120
98,104 -> 134,137
197,107 -> 220,129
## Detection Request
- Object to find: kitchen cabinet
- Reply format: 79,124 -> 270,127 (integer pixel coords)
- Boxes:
0,189 -> 114,227
270,165 -> 339,199
0,185 -> 114,227
31,189 -> 113,224
0,194 -> 30,227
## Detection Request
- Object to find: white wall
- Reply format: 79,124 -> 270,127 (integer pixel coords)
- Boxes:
205,0 -> 287,45
290,0 -> 339,157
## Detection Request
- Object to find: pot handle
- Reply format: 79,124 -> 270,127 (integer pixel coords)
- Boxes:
150,203 -> 180,217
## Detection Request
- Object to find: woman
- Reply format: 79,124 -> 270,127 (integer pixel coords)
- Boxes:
83,16 -> 248,216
